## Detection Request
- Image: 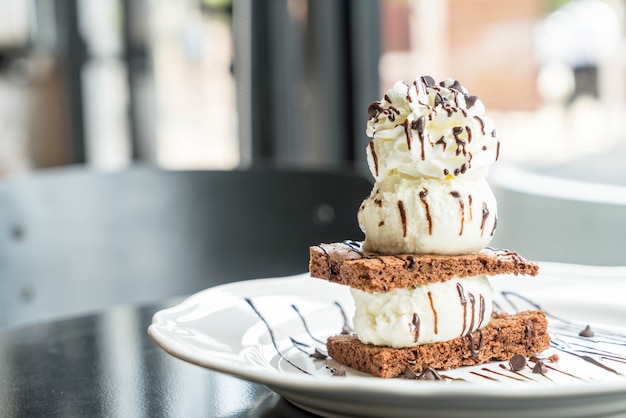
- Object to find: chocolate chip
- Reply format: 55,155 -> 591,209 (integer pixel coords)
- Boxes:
532,360 -> 547,374
509,354 -> 527,371
421,75 -> 435,86
406,256 -> 417,269
418,368 -> 443,380
579,325 -> 594,337
309,348 -> 328,360
449,80 -> 464,93
368,101 -> 383,118
403,367 -> 418,379
411,116 -> 425,133
465,95 -> 478,109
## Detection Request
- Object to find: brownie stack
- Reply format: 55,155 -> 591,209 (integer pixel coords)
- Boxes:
309,242 -> 550,378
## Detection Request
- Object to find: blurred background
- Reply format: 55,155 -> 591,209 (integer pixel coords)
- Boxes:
1,0 -> 624,176
2,0 -> 626,275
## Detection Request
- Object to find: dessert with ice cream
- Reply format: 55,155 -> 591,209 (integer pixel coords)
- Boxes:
309,75 -> 550,378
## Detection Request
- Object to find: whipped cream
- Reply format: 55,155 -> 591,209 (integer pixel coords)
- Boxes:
358,175 -> 497,255
351,275 -> 493,348
366,76 -> 499,182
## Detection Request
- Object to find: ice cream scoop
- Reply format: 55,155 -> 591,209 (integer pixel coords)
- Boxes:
351,275 -> 493,348
358,175 -> 497,255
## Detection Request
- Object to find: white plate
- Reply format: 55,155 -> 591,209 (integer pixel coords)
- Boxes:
148,263 -> 626,418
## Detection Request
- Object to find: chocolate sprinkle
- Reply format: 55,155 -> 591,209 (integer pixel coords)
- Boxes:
509,354 -> 527,371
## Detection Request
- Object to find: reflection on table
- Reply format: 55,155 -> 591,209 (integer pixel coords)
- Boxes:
0,300 -> 319,417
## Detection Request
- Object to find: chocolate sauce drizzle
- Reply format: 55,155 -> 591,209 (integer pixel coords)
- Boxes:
490,215 -> 498,236
244,284 -> 626,382
500,291 -> 626,376
418,189 -> 432,235
427,291 -> 438,334
414,116 -> 426,160
292,304 -> 325,344
244,298 -> 311,375
397,200 -> 408,237
467,293 -> 476,336
412,313 -> 421,343
449,191 -> 465,235
315,244 -> 333,281
368,141 -> 379,177
478,295 -> 486,328
403,119 -> 412,150
457,283 -> 468,335
473,115 -> 486,134
334,300 -> 354,335
480,202 -> 490,237
467,329 -> 484,356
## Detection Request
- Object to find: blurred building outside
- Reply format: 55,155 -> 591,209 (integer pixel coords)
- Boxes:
0,0 -> 624,177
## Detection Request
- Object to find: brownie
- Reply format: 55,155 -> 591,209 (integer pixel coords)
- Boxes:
326,310 -> 550,378
309,241 -> 539,292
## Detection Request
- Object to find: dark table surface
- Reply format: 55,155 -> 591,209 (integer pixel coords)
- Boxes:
0,301 -> 320,418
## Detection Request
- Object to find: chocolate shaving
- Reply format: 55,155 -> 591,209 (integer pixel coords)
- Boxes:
465,95 -> 478,109
421,75 -> 435,87
579,325 -> 595,338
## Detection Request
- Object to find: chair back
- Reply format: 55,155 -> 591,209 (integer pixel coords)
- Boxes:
0,165 -> 371,327
490,165 -> 626,265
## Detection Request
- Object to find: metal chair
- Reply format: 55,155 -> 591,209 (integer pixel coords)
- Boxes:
490,164 -> 626,266
0,164 -> 371,328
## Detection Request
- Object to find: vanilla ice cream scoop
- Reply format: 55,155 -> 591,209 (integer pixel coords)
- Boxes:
360,75 -> 499,254
352,275 -> 493,348
366,76 -> 499,182
358,175 -> 497,255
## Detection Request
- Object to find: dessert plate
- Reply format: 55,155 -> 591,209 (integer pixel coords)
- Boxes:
149,263 -> 626,418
